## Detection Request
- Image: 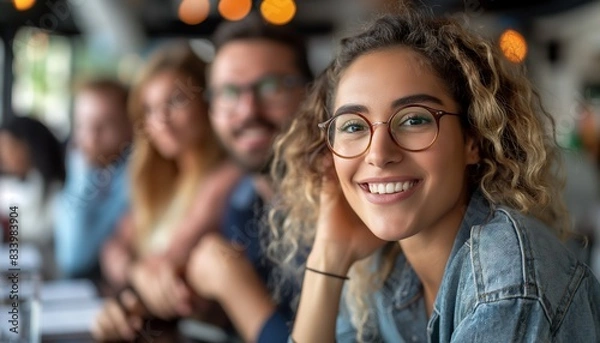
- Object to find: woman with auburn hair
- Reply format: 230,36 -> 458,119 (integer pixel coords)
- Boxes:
92,42 -> 240,340
269,8 -> 600,342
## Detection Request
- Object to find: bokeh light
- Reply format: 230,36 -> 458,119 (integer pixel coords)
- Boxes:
13,0 -> 36,11
499,29 -> 528,64
260,0 -> 296,25
219,0 -> 252,21
178,0 -> 210,25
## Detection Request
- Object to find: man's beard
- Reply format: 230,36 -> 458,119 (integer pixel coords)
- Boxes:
228,148 -> 273,175
226,117 -> 279,174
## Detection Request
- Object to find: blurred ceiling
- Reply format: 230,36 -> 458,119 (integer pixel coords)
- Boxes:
0,0 -> 598,39
0,0 -> 333,37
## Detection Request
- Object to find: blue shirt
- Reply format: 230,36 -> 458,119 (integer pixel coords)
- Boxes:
222,176 -> 295,343
54,149 -> 130,279
336,189 -> 600,342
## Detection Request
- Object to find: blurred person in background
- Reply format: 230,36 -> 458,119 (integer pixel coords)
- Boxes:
91,41 -> 241,341
54,79 -> 132,281
562,102 -> 600,277
92,14 -> 312,342
0,115 -> 65,279
572,102 -> 600,279
185,14 -> 312,343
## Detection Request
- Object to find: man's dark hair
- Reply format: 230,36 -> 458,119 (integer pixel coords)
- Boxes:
212,12 -> 313,82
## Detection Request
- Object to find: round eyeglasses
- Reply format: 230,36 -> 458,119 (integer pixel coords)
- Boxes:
318,105 -> 462,159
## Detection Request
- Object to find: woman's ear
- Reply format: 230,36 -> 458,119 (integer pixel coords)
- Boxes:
464,135 -> 480,165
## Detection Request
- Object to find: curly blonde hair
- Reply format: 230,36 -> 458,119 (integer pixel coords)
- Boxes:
268,7 -> 570,341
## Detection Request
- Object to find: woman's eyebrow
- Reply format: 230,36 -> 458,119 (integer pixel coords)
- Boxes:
333,104 -> 368,117
333,94 -> 444,117
390,94 -> 443,109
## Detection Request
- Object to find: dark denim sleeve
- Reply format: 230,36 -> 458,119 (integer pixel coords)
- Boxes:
257,310 -> 290,343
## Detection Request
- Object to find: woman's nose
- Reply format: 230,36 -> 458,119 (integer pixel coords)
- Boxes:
363,125 -> 403,168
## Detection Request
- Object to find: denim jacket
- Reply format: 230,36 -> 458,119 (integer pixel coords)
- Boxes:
337,190 -> 600,342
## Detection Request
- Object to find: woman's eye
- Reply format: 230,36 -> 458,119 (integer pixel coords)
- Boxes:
339,121 -> 367,133
400,115 -> 431,126
169,92 -> 189,108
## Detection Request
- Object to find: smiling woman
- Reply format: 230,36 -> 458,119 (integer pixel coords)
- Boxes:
268,6 -> 600,343
329,47 -> 479,244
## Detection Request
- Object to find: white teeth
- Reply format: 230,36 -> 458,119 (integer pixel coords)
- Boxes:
395,183 -> 402,192
385,183 -> 394,193
367,181 -> 417,194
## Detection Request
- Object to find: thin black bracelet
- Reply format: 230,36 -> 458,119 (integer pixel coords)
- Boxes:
305,266 -> 349,280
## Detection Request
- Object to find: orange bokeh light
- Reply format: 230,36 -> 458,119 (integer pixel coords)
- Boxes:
178,0 -> 210,25
260,0 -> 296,25
219,0 -> 252,21
13,0 -> 35,11
499,29 -> 527,64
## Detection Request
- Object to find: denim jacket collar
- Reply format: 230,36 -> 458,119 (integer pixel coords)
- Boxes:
444,188 -> 493,282
381,189 -> 492,309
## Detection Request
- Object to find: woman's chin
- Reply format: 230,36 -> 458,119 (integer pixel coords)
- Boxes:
367,221 -> 416,242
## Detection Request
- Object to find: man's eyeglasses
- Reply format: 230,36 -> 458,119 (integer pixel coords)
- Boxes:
208,74 -> 304,114
318,105 -> 461,159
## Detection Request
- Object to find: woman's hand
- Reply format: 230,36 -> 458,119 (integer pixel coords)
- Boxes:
291,157 -> 385,342
129,256 -> 192,320
310,156 -> 386,272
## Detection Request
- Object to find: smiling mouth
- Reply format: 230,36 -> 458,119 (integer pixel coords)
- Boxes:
363,180 -> 420,194
235,126 -> 274,147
